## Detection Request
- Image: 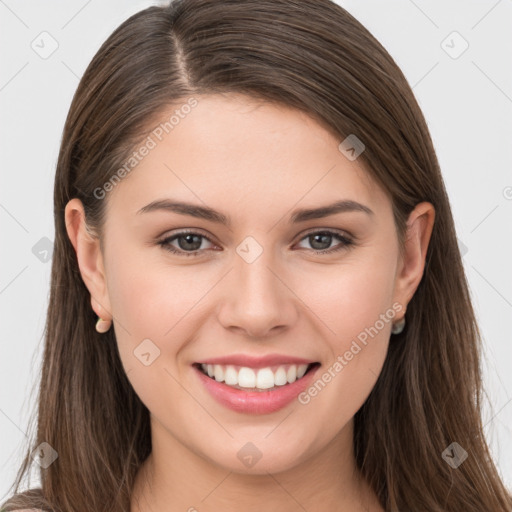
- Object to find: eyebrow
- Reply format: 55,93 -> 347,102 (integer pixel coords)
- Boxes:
136,198 -> 374,226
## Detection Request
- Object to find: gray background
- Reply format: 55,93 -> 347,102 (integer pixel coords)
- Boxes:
1,0 -> 511,499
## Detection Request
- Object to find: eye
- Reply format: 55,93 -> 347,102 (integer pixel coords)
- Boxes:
157,229 -> 354,257
294,230 -> 354,254
157,229 -> 217,257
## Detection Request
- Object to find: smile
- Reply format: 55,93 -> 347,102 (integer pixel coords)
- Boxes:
197,362 -> 316,391
193,361 -> 321,414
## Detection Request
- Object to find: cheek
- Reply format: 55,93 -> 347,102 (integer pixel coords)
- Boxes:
107,244 -> 207,331
106,251 -> 205,414
106,247 -> 219,375
303,250 -> 397,343
294,251 -> 397,409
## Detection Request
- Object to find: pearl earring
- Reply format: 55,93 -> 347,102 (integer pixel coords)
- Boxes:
391,316 -> 406,335
95,317 -> 112,333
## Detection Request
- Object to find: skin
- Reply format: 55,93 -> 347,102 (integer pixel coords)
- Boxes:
65,93 -> 435,512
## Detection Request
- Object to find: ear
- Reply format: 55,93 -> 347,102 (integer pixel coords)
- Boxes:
64,198 -> 112,321
392,201 -> 435,315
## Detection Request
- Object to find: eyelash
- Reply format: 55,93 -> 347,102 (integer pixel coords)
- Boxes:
157,229 -> 354,257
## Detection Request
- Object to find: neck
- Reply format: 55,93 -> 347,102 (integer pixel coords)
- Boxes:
131,417 -> 383,512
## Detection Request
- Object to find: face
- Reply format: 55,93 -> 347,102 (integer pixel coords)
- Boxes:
67,93 -> 432,476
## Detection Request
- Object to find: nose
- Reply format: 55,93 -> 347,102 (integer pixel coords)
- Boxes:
216,246 -> 298,339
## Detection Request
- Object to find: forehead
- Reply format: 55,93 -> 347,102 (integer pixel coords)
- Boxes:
107,93 -> 388,220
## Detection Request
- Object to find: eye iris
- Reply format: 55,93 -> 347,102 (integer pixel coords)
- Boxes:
178,234 -> 202,251
310,233 -> 332,250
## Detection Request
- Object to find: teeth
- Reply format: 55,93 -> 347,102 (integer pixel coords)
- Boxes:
224,365 -> 238,385
287,365 -> 297,383
214,365 -> 224,382
239,367 -> 256,388
297,364 -> 308,379
199,363 -> 311,390
256,368 -> 274,389
274,366 -> 288,386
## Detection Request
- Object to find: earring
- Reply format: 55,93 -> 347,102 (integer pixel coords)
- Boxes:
95,316 -> 112,333
391,316 -> 406,335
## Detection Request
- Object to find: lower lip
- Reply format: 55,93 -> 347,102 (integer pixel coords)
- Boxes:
194,364 -> 320,414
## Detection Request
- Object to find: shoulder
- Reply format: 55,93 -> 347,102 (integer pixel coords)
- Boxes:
0,488 -> 50,512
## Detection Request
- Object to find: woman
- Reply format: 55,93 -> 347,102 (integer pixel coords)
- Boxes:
3,0 -> 511,511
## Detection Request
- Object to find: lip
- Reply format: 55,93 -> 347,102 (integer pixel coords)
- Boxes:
193,362 -> 321,415
195,353 -> 316,369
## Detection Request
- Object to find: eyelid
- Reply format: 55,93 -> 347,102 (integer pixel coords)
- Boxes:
296,226 -> 354,241
157,227 -> 355,258
158,227 -> 216,242
157,227 -> 354,245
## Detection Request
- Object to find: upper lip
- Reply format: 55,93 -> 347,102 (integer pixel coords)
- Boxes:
195,354 -> 318,369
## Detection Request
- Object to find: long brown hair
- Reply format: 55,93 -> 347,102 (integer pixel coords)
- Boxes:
3,1 -> 511,510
